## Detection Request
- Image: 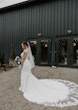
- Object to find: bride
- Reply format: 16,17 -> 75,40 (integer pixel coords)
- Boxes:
19,41 -> 78,107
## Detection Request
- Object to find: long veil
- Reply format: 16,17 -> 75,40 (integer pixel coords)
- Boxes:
27,42 -> 35,69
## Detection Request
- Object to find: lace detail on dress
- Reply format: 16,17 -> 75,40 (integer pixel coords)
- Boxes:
37,79 -> 78,107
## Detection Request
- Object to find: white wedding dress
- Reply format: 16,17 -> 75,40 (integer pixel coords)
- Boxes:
19,48 -> 78,108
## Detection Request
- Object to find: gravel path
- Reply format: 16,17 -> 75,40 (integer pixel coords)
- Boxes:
0,66 -> 78,110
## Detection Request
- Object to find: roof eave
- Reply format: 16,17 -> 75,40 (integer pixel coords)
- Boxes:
0,0 -> 50,13
0,0 -> 36,11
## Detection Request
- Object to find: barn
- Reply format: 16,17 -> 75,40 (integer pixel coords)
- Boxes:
0,0 -> 78,68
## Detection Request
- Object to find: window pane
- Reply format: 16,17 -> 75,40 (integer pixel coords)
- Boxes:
73,38 -> 78,65
40,40 -> 48,64
29,41 -> 37,63
58,39 -> 67,65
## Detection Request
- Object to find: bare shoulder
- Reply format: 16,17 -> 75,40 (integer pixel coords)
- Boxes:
24,48 -> 29,54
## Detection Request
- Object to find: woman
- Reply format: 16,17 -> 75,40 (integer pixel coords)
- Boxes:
19,41 -> 78,107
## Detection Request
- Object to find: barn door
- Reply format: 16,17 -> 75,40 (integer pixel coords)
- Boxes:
29,38 -> 51,66
56,36 -> 78,68
38,38 -> 51,66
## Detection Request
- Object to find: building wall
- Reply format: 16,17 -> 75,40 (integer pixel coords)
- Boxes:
0,0 -> 78,64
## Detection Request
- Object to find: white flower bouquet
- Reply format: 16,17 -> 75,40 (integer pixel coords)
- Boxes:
15,56 -> 22,69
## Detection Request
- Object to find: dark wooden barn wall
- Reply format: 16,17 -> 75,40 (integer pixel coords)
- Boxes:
0,0 -> 78,64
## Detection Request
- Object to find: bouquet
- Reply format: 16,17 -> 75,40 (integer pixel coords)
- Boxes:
15,56 -> 22,69
15,56 -> 21,65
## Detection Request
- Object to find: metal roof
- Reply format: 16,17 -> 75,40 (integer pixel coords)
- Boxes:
0,0 -> 29,9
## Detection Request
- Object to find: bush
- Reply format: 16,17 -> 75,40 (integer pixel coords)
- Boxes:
10,44 -> 16,60
0,53 -> 4,66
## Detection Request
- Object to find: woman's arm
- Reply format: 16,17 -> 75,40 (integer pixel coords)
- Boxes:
21,51 -> 27,65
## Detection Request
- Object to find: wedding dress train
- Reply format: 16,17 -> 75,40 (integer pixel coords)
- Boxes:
19,50 -> 78,107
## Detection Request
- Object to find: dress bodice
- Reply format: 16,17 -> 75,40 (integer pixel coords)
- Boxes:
21,51 -> 24,57
20,49 -> 29,59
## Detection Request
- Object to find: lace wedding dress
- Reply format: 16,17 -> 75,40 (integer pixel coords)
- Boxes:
19,45 -> 78,108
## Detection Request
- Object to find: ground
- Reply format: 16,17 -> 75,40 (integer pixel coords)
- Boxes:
0,66 -> 78,110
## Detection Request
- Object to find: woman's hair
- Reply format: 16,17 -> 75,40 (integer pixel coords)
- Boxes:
22,41 -> 28,47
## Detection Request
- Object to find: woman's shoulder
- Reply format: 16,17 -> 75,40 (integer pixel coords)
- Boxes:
24,48 -> 29,53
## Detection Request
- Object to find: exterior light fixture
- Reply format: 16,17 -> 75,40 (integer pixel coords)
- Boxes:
37,33 -> 42,37
67,30 -> 72,34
